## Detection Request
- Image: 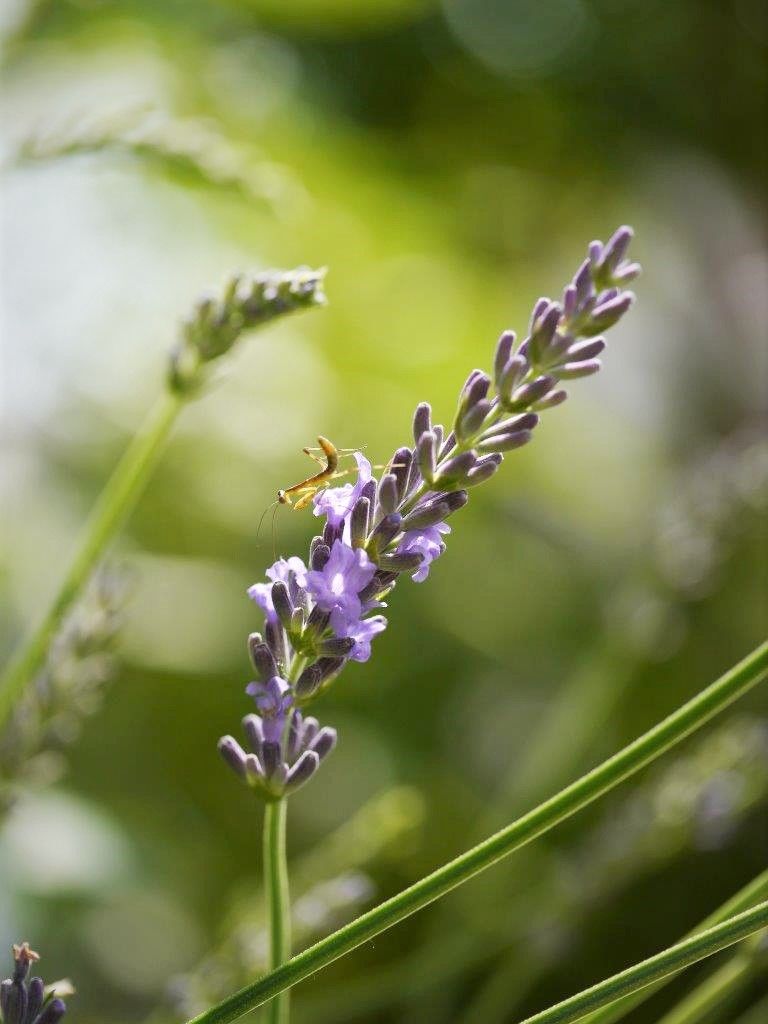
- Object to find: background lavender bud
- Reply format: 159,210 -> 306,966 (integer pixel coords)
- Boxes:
506,374 -> 556,410
434,450 -> 477,488
377,473 -> 399,515
497,354 -> 528,402
270,581 -> 294,632
557,358 -> 602,379
456,397 -> 492,441
566,337 -> 606,362
367,513 -> 403,558
310,726 -> 338,760
493,330 -> 515,385
596,224 -> 633,274
310,542 -> 331,571
532,388 -> 568,411
36,999 -> 67,1024
478,429 -> 533,453
26,976 -> 44,1021
416,430 -> 437,485
482,412 -> 538,439
350,496 -> 370,549
218,736 -> 248,779
285,750 -> 320,793
412,402 -> 432,444
248,635 -> 277,681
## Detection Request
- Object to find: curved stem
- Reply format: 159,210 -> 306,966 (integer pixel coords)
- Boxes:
264,798 -> 291,1024
184,639 -> 768,1024
517,901 -> 768,1024
0,391 -> 183,734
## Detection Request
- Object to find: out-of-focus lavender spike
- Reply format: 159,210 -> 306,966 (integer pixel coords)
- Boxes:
532,388 -> 568,411
412,402 -> 432,444
573,258 -> 593,303
613,261 -> 641,283
529,297 -> 550,330
285,750 -> 320,793
377,474 -> 399,515
310,726 -> 337,760
478,429 -> 534,453
350,496 -> 370,549
218,736 -> 248,779
558,359 -> 602,379
599,225 -> 633,271
243,713 -> 265,756
497,354 -> 528,402
416,430 -> 438,485
588,240 -> 603,262
248,634 -> 278,681
563,284 -> 577,320
493,330 -> 515,384
584,291 -> 635,334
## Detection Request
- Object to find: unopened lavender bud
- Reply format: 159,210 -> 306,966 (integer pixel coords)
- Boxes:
377,473 -> 399,515
36,999 -> 67,1024
532,388 -> 568,411
285,750 -> 320,793
478,429 -> 533,453
557,359 -> 602,379
613,261 -> 641,283
295,663 -> 322,698
528,301 -> 562,365
434,450 -> 477,488
358,570 -> 399,603
271,581 -> 293,632
506,374 -> 556,410
466,457 -> 503,486
218,735 -> 248,779
457,371 -> 491,418
248,634 -> 277,681
242,714 -> 264,755
598,225 -> 633,273
563,284 -> 577,320
261,741 -> 282,778
367,513 -> 403,558
378,551 -> 424,573
305,604 -> 331,637
26,977 -> 44,1022
390,446 -> 413,499
497,354 -> 528,401
566,337 -> 606,362
265,619 -> 286,669
493,330 -> 516,384
244,752 -> 264,783
323,520 -> 343,548
412,402 -> 432,444
482,412 -> 538,439
582,292 -> 634,335
310,542 -> 331,571
302,716 -> 320,748
318,636 -> 356,658
350,496 -> 370,549
310,726 -> 338,759
289,607 -> 305,637
457,398 -> 492,441
417,430 -> 438,485
529,297 -> 550,330
402,501 -> 451,530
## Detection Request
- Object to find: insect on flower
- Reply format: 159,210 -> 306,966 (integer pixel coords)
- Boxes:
277,436 -> 362,510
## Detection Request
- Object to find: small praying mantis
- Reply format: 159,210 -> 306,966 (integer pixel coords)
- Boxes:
277,435 -> 362,511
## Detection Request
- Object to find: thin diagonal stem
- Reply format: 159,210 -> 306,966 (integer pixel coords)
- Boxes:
264,798 -> 291,1024
516,901 -> 768,1024
579,867 -> 768,1024
0,391 -> 182,733
184,640 -> 768,1024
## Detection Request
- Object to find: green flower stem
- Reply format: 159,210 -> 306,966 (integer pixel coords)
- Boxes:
517,901 -> 768,1024
185,640 -> 768,1024
264,798 -> 291,1024
0,391 -> 183,734
579,866 -> 768,1024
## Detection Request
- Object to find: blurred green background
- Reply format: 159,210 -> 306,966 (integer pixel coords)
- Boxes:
1,1 -> 767,1022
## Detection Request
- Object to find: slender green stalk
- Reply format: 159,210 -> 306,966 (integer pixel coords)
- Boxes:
185,640 -> 768,1024
263,798 -> 291,1024
517,902 -> 768,1024
579,867 -> 768,1024
0,391 -> 182,732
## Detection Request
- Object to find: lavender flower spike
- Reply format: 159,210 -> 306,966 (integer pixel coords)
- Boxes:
1,943 -> 68,1024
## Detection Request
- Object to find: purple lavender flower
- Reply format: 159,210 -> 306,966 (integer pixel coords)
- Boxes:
247,556 -> 307,621
397,523 -> 451,582
244,675 -> 292,743
1,943 -> 67,1023
330,612 -> 388,663
305,539 -> 377,626
312,452 -> 372,528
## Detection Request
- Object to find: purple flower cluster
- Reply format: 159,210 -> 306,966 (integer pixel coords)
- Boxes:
1,943 -> 67,1024
221,227 -> 640,799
